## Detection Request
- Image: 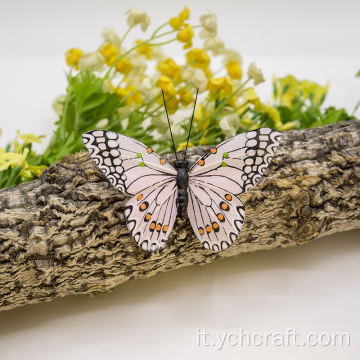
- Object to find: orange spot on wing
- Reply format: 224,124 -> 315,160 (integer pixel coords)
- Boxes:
147,147 -> 153,154
146,214 -> 151,221
221,203 -> 228,210
160,158 -> 166,165
137,194 -> 143,201
210,148 -> 217,154
140,203 -> 147,210
150,222 -> 156,230
199,228 -> 204,235
198,159 -> 205,166
213,222 -> 219,229
163,225 -> 169,232
225,194 -> 232,201
156,224 -> 161,231
217,213 -> 224,221
206,225 -> 212,233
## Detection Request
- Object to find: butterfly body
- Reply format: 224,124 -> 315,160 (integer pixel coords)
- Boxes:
174,159 -> 189,220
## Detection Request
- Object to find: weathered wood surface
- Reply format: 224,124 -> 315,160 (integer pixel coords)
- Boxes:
0,120 -> 360,312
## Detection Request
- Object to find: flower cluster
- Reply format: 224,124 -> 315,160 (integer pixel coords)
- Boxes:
58,6 -> 274,156
0,7 -> 354,189
0,130 -> 47,188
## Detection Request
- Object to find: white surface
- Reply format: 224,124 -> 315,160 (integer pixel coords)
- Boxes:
0,0 -> 359,359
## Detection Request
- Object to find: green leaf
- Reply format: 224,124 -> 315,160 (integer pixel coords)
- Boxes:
322,108 -> 349,125
78,93 -> 107,114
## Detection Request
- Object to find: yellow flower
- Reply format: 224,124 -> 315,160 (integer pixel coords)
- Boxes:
116,85 -> 143,106
199,11 -> 217,38
21,164 -> 47,178
194,104 -> 210,131
13,139 -> 21,153
17,130 -> 44,144
17,148 -> 29,167
227,60 -> 242,80
207,77 -> 233,97
0,152 -> 20,171
163,96 -> 179,114
169,6 -> 190,29
186,49 -> 210,69
179,88 -> 194,106
65,48 -> 84,69
240,116 -> 253,127
157,58 -> 181,83
278,120 -> 300,131
155,76 -> 178,113
247,62 -> 265,85
126,8 -> 150,32
177,24 -> 194,49
274,75 -> 328,107
100,43 -> 118,66
115,58 -> 132,74
135,40 -> 153,60
267,106 -> 282,128
242,87 -> 262,111
155,75 -> 176,96
177,141 -> 194,151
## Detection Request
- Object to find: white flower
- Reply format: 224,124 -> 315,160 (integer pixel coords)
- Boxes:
126,8 -> 150,32
204,36 -> 225,55
181,66 -> 208,93
95,118 -> 109,129
223,49 -> 242,66
102,27 -> 121,47
128,53 -> 147,75
139,77 -> 153,102
171,124 -> 184,139
247,61 -> 265,85
151,46 -> 167,62
52,94 -> 66,116
219,112 -> 241,138
199,11 -> 217,38
78,52 -> 105,72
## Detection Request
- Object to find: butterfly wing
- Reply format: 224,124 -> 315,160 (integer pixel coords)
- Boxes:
82,130 -> 178,251
82,130 -> 177,195
125,181 -> 178,251
188,128 -> 282,251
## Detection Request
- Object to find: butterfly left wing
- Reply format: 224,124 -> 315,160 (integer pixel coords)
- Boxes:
82,129 -> 178,251
82,130 -> 177,195
125,180 -> 178,251
188,128 -> 282,251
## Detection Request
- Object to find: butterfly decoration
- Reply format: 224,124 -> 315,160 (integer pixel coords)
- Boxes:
82,89 -> 282,252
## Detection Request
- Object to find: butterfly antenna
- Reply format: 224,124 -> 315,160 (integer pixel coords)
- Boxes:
162,89 -> 178,161
184,88 -> 199,161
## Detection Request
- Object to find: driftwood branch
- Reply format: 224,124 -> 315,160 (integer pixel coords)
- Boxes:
1,120 -> 360,312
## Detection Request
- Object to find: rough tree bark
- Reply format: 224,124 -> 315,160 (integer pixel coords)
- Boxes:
0,120 -> 360,312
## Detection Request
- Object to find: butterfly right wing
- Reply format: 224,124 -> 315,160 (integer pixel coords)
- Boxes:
125,180 -> 178,251
187,181 -> 245,251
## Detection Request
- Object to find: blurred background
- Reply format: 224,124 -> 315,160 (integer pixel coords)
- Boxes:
0,0 -> 359,359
